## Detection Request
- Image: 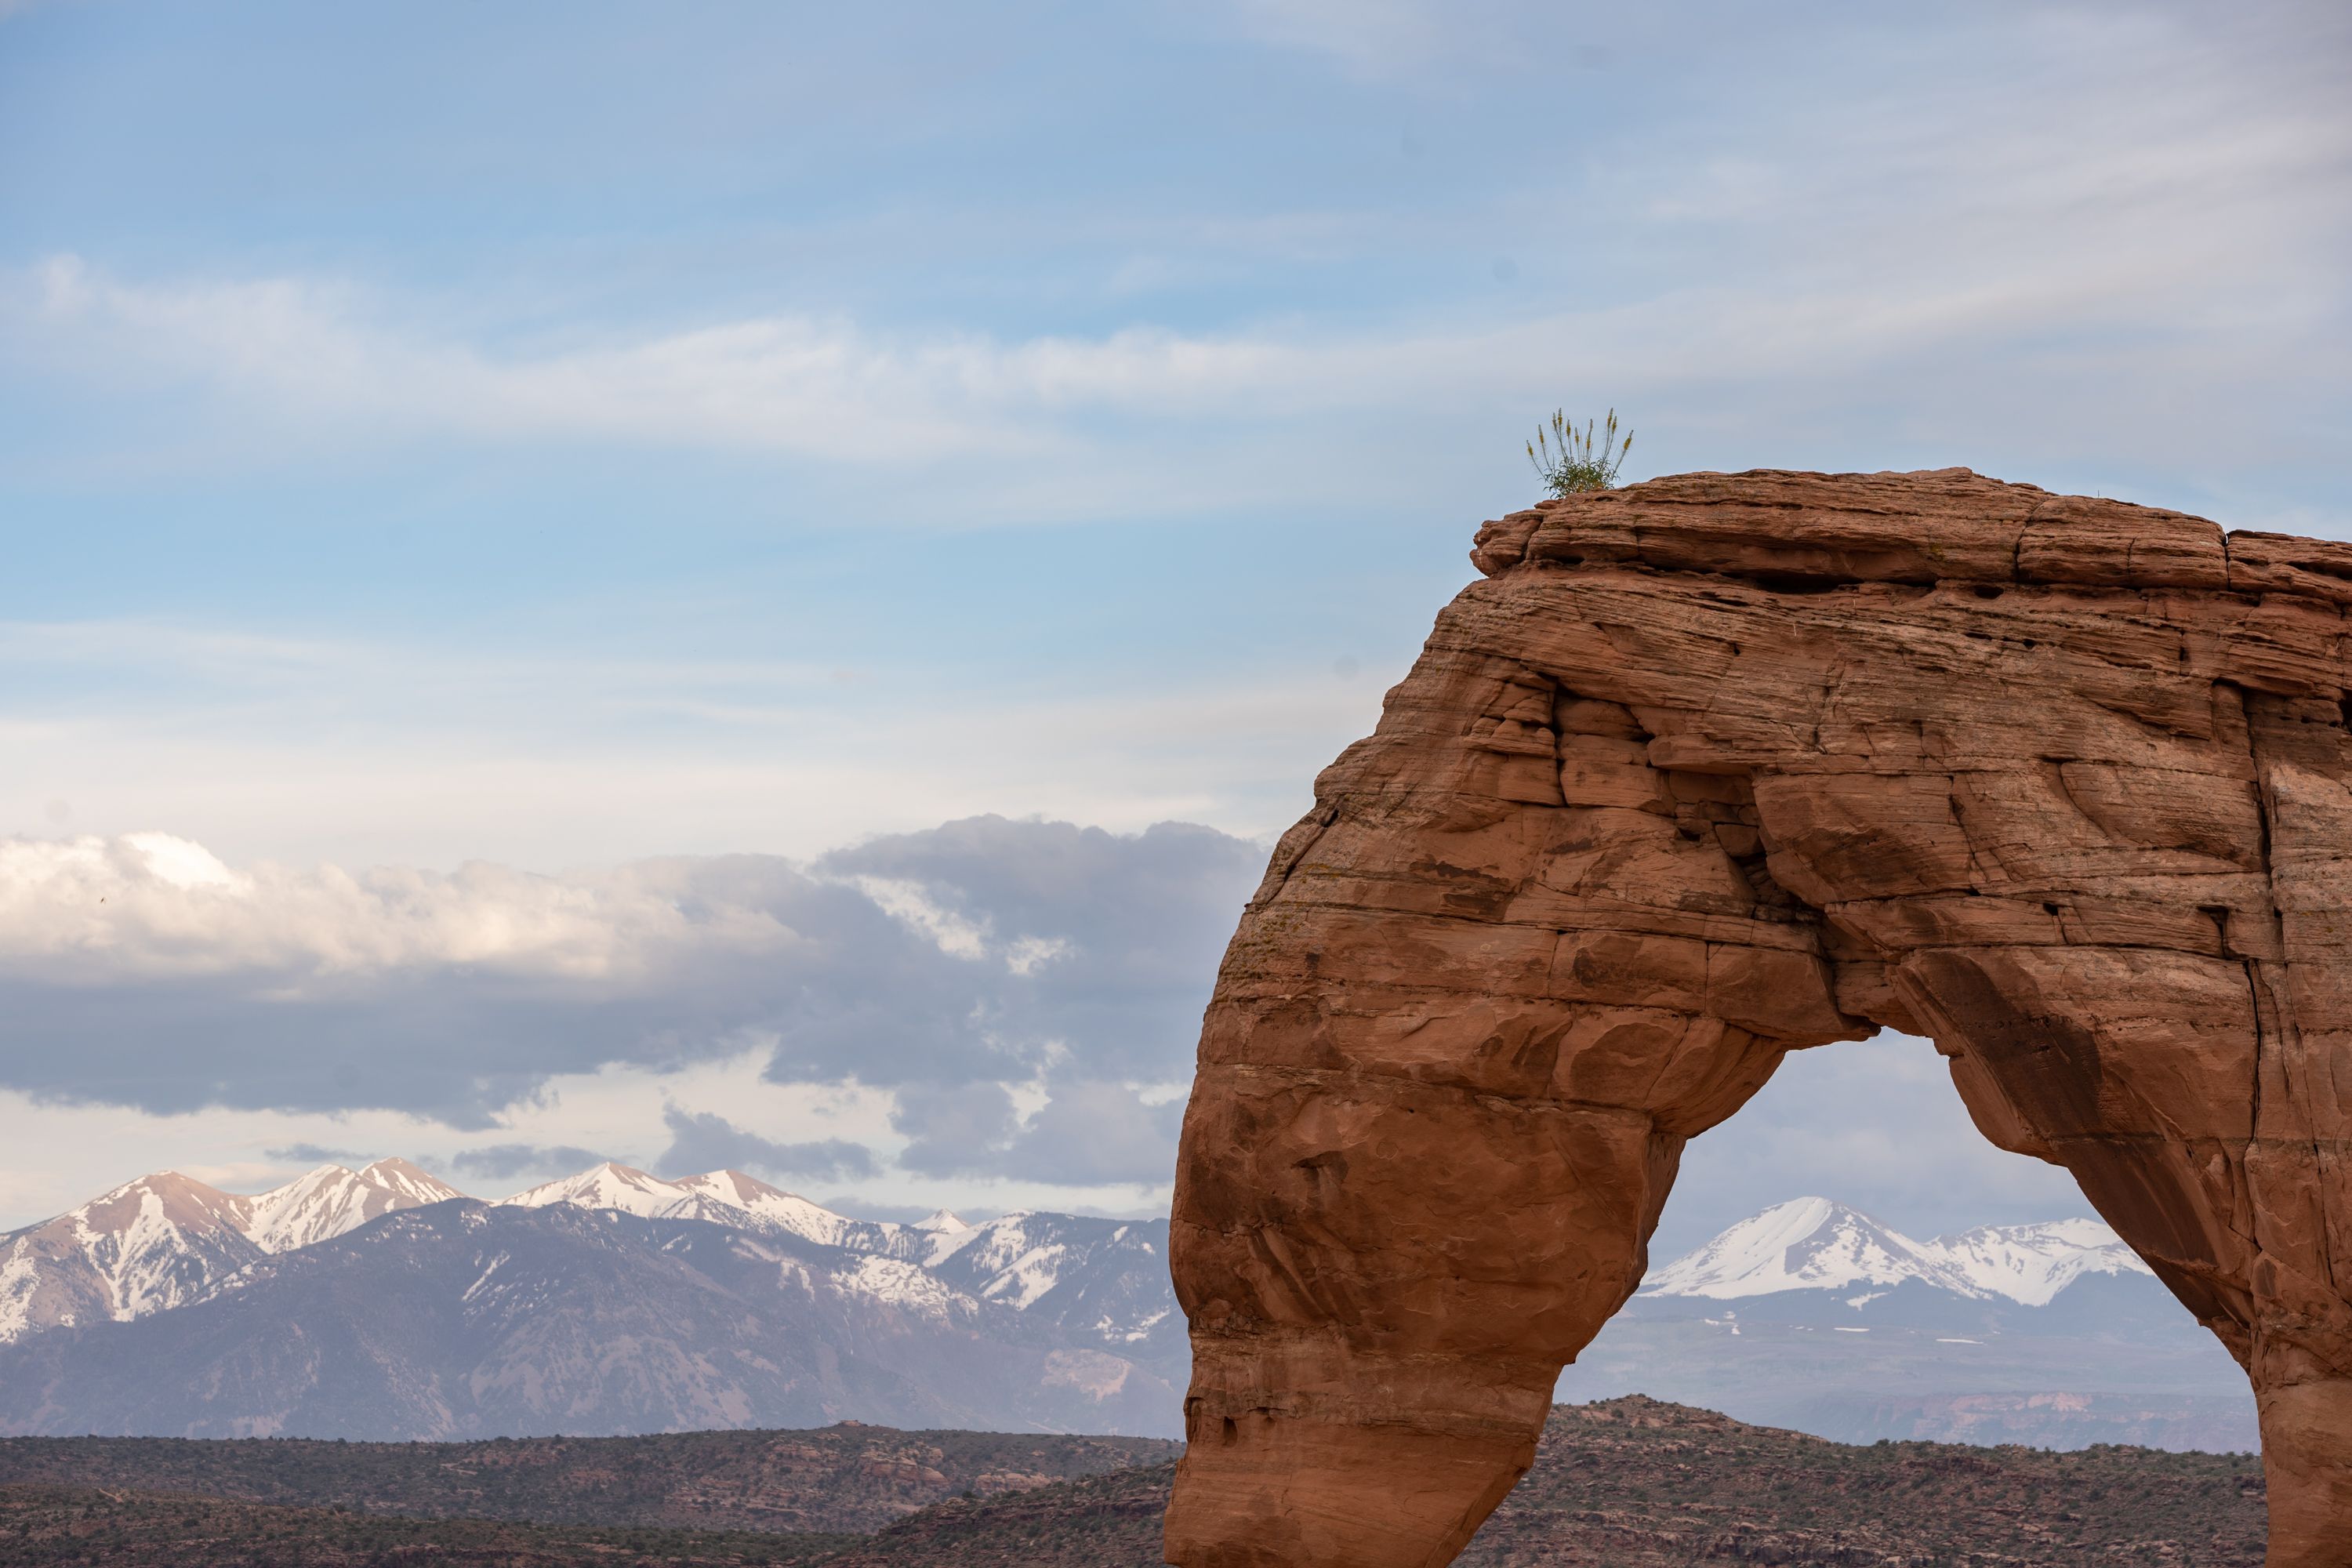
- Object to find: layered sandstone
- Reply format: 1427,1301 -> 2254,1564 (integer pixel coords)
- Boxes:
1163,470 -> 2352,1568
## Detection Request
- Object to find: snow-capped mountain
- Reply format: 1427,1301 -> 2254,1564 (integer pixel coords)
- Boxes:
1555,1197 -> 2251,1453
0,1173 -> 261,1345
925,1211 -> 1178,1359
1928,1218 -> 2151,1308
1642,1197 -> 1972,1302
670,1169 -> 906,1254
0,1201 -> 1183,1439
1,1163 -> 2253,1452
242,1159 -> 463,1253
1639,1197 -> 2153,1307
499,1163 -> 704,1221
499,1163 -> 913,1258
0,1154 -> 1189,1439
2,1156 -> 1185,1428
0,1160 -> 461,1345
913,1207 -> 975,1236
496,1167 -> 1178,1356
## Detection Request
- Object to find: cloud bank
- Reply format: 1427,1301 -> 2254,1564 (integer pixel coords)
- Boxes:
656,1107 -> 879,1183
0,817 -> 1262,1190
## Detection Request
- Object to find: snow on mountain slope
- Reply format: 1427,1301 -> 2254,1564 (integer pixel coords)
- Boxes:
1642,1199 -> 1974,1301
1641,1198 -> 2154,1307
914,1208 -> 975,1236
500,1165 -> 913,1257
0,1174 -> 263,1344
670,1170 -> 905,1254
1930,1218 -> 2152,1306
925,1211 -> 1177,1358
925,1211 -> 1066,1304
486,1175 -> 1177,1356
499,1163 -> 690,1220
244,1159 -> 464,1253
486,1167 -> 1183,1352
0,1201 -> 1187,1439
2,1160 -> 469,1345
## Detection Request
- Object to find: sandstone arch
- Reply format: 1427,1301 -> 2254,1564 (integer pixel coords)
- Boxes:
1163,471 -> 2352,1568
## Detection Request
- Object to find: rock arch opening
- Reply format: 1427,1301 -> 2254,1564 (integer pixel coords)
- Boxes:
1163,471 -> 2352,1568
1548,1027 -> 2257,1446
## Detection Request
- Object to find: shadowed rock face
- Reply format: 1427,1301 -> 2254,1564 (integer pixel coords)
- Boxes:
1163,470 -> 2352,1568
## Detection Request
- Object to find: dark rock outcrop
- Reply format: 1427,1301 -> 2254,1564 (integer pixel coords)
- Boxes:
1164,470 -> 2352,1567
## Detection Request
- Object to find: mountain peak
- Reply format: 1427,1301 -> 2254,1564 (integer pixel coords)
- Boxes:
1643,1200 -> 2152,1306
75,1171 -> 249,1236
662,1172 -> 904,1253
502,1163 -> 669,1208
361,1156 -> 457,1189
671,1169 -> 791,1206
914,1209 -> 975,1234
243,1159 -> 464,1254
1644,1198 -> 1973,1301
1,1171 -> 262,1345
1926,1217 -> 2151,1305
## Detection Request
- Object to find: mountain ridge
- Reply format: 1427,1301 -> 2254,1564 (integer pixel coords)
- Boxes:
2,1159 -> 1171,1351
0,1200 -> 1185,1439
1640,1196 -> 2153,1307
2,1162 -> 2247,1450
0,1160 -> 469,1345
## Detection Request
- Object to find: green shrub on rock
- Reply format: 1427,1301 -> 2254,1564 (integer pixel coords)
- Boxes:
1527,408 -> 1632,495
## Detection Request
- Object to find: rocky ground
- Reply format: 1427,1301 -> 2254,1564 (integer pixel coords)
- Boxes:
0,1486 -> 851,1567
0,1399 -> 2268,1566
0,1425 -> 1175,1536
827,1398 -> 2267,1567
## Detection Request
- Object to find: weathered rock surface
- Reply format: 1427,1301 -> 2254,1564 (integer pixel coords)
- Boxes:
1163,470 -> 2352,1568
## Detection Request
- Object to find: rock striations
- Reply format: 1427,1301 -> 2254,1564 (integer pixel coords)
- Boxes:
1163,470 -> 2352,1568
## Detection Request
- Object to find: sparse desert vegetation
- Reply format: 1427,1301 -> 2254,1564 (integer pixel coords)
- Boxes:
0,1401 -> 2267,1567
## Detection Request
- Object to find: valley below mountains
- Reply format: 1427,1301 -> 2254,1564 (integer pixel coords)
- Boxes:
0,1165 -> 2257,1451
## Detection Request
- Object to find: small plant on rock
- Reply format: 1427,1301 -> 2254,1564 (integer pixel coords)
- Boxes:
1527,408 -> 1633,495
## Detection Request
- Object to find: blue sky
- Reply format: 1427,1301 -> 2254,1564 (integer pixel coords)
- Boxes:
2,0 -> 2347,1250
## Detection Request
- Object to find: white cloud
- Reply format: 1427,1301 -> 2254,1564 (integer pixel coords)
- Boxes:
1004,935 -> 1072,977
0,820 -> 1226,996
845,875 -> 993,963
0,1048 -> 1181,1232
0,817 -> 1267,1165
844,877 -> 1080,976
0,831 -> 795,984
15,255 -> 1295,470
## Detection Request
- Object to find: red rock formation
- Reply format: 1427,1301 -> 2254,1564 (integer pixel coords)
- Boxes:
1163,470 -> 2352,1568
